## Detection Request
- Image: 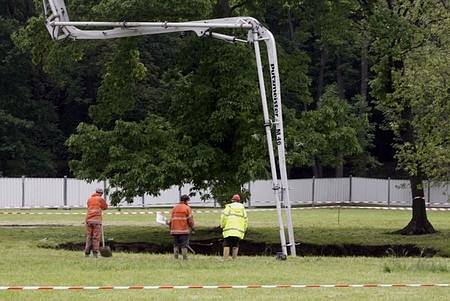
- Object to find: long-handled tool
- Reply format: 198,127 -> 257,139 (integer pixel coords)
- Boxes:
99,224 -> 112,257
187,245 -> 196,254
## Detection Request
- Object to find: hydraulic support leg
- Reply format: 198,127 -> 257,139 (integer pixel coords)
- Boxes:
253,31 -> 288,257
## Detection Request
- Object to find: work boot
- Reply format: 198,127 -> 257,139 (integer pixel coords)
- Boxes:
92,252 -> 98,258
232,247 -> 239,259
173,246 -> 179,259
85,252 -> 90,257
223,247 -> 230,260
181,247 -> 188,260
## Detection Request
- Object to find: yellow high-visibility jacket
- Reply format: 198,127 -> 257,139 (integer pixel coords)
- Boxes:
220,202 -> 248,239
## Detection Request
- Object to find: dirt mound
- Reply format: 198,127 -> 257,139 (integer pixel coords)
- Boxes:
52,239 -> 437,257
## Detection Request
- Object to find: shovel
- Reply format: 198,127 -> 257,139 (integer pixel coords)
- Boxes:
99,224 -> 112,257
187,245 -> 196,254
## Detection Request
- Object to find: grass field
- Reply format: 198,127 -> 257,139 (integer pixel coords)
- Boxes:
1,208 -> 449,300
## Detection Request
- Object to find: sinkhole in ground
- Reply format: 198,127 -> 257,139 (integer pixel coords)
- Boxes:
51,239 -> 437,257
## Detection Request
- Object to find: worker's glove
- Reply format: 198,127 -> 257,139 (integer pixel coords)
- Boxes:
191,228 -> 196,234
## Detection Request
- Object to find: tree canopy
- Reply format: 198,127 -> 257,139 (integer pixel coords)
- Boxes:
2,0 -> 449,208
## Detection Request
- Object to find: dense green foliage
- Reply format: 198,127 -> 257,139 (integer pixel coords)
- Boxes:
1,0 -> 448,204
0,1 -> 64,176
370,0 -> 450,182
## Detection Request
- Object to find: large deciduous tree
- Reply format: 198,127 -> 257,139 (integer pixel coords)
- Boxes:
56,0 -> 267,205
370,0 -> 449,234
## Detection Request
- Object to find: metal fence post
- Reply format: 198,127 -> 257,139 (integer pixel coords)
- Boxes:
141,195 -> 145,208
387,177 -> 391,207
349,175 -> 352,203
312,176 -> 315,206
63,176 -> 67,207
21,175 -> 25,208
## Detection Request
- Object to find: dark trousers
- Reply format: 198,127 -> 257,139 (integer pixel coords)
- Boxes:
172,234 -> 190,248
223,236 -> 241,248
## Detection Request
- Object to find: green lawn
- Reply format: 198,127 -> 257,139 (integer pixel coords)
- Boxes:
0,208 -> 449,300
2,208 -> 450,255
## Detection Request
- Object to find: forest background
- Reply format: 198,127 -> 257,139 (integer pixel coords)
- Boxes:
0,0 -> 448,206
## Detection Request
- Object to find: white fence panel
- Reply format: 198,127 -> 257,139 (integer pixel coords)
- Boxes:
146,186 -> 181,207
115,184 -> 216,208
0,178 -> 22,208
137,186 -> 183,208
428,182 -> 449,204
289,179 -> 312,204
390,179 -> 411,204
24,178 -> 64,207
352,177 -> 388,203
250,180 -> 276,206
105,185 -> 141,207
178,184 -> 216,207
1,177 -> 450,208
67,179 -> 103,207
314,178 -> 350,203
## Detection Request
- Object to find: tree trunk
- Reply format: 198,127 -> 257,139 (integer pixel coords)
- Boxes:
287,5 -> 294,41
336,53 -> 345,99
335,53 -> 345,177
394,89 -> 436,235
312,163 -> 319,178
360,35 -> 369,102
214,0 -> 232,17
313,46 -> 327,176
335,163 -> 344,178
312,159 -> 323,178
380,1 -> 436,235
6,0 -> 15,17
316,45 -> 328,103
25,0 -> 35,17
335,153 -> 344,177
312,157 -> 323,178
394,173 -> 436,235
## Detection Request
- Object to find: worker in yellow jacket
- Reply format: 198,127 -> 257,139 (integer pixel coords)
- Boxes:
220,194 -> 248,260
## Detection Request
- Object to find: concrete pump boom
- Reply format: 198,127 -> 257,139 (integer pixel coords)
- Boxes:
43,0 -> 296,257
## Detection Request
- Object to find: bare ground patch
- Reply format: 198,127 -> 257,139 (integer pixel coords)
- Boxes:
50,239 -> 437,257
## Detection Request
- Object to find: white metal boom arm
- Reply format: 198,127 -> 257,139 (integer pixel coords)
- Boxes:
44,0 -> 296,257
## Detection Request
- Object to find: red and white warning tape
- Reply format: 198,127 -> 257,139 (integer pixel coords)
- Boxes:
1,206 -> 450,216
0,283 -> 449,290
1,200 -> 449,210
304,206 -> 450,211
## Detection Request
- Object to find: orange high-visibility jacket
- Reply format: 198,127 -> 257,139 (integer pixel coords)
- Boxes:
169,202 -> 194,235
85,192 -> 108,224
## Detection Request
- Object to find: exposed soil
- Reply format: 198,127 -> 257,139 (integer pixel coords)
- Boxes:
52,239 -> 437,257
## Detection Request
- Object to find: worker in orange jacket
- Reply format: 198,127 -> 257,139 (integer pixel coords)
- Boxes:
167,194 -> 194,260
84,188 -> 108,257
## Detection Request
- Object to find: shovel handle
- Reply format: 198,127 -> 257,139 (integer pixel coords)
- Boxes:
101,224 -> 105,247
